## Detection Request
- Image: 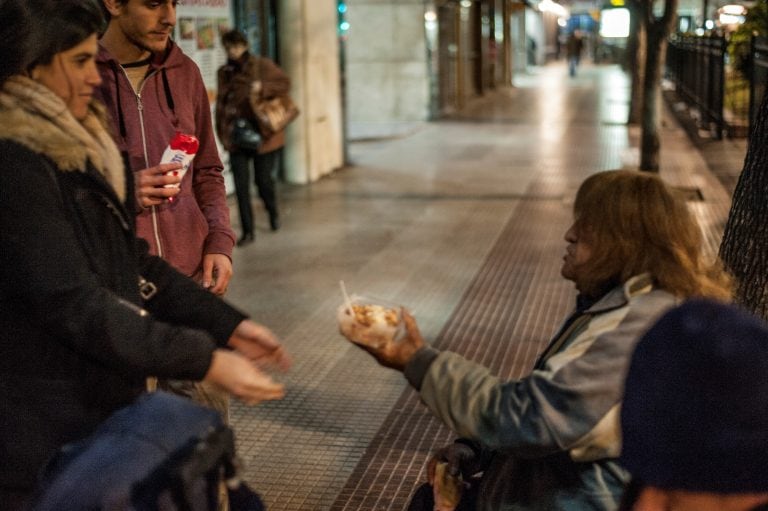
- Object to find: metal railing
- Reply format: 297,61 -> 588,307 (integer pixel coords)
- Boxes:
666,34 -> 767,139
666,34 -> 726,138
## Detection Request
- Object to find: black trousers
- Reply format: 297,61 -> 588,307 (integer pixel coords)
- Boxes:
230,148 -> 280,236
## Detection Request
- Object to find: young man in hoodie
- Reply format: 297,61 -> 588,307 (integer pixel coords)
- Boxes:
96,0 -> 235,414
96,0 -> 234,296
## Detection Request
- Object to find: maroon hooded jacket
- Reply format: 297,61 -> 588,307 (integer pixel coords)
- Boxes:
95,41 -> 235,278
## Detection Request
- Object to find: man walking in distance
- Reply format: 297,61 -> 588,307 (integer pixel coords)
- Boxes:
96,0 -> 235,416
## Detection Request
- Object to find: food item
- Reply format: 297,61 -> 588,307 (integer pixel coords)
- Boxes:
337,296 -> 403,349
161,132 -> 199,189
349,304 -> 399,329
433,461 -> 463,511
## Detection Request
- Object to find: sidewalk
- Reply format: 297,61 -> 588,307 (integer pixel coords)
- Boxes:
224,61 -> 747,511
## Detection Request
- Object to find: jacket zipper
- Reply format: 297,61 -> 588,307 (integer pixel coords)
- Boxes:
120,65 -> 165,258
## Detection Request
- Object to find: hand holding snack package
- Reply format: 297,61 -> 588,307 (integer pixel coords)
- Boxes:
161,132 -> 199,191
337,281 -> 426,371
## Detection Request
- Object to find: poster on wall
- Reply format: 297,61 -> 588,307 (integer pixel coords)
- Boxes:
175,0 -> 234,191
175,0 -> 232,102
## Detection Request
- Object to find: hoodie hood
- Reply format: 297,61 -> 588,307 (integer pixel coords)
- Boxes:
96,40 -> 182,140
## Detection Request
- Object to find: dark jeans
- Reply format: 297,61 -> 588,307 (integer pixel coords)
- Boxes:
230,148 -> 280,236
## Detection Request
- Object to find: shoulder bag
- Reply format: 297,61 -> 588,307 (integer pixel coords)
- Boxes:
249,59 -> 300,138
252,95 -> 300,138
230,117 -> 262,151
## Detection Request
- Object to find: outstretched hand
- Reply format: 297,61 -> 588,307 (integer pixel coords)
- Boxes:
228,319 -> 292,372
203,319 -> 292,405
350,309 -> 425,372
204,349 -> 285,405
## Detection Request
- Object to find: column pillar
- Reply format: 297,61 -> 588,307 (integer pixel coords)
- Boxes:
279,0 -> 344,183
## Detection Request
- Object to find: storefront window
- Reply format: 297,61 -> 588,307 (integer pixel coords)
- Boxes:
234,0 -> 279,61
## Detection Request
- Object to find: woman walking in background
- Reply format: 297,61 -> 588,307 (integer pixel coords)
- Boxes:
216,29 -> 291,246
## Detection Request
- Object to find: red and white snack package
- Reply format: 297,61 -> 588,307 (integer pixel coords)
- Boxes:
337,294 -> 405,349
161,132 -> 199,189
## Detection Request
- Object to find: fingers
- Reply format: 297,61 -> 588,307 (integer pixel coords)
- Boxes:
429,445 -> 459,481
202,258 -> 215,291
252,345 -> 292,372
135,163 -> 183,208
228,321 -> 293,372
205,349 -> 287,405
208,271 -> 232,295
136,185 -> 180,208
233,321 -> 281,350
269,345 -> 293,371
234,374 -> 286,405
204,256 -> 232,295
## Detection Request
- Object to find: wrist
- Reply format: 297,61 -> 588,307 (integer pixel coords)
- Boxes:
404,346 -> 440,390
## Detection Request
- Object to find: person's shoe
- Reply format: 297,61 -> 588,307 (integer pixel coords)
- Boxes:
269,215 -> 280,231
237,233 -> 255,246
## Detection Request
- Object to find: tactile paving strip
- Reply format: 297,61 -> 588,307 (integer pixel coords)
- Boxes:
329,187 -> 575,511
225,65 -> 735,511
328,129 -> 733,511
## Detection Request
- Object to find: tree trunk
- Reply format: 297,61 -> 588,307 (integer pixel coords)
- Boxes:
626,0 -> 646,125
638,0 -> 678,172
719,90 -> 768,320
640,27 -> 665,171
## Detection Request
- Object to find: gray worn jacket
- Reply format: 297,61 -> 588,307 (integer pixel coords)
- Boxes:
404,275 -> 678,510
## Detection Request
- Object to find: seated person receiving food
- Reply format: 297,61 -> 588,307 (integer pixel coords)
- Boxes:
339,170 -> 733,511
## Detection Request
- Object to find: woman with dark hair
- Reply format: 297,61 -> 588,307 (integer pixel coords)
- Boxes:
0,0 -> 33,86
342,170 -> 733,511
215,29 -> 292,245
0,0 -> 290,506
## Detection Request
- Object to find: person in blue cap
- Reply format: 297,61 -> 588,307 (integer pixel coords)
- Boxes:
620,299 -> 768,511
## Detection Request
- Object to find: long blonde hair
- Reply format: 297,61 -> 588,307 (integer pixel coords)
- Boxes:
572,170 -> 733,300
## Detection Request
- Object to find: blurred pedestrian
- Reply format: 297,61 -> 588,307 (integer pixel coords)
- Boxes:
566,30 -> 584,77
619,299 -> 768,511
342,170 -> 733,511
0,1 -> 290,507
215,29 -> 291,245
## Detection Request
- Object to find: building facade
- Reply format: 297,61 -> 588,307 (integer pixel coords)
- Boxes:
176,0 -> 572,184
176,0 -> 344,185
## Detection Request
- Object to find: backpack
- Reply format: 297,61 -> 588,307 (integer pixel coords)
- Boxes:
31,391 -> 264,511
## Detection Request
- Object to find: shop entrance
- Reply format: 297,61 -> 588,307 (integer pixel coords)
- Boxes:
233,0 -> 279,61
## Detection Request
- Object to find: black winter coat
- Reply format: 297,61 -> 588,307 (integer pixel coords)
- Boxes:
0,78 -> 245,493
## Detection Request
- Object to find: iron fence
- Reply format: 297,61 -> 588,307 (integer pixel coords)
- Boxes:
666,34 -> 726,138
666,34 -> 767,139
